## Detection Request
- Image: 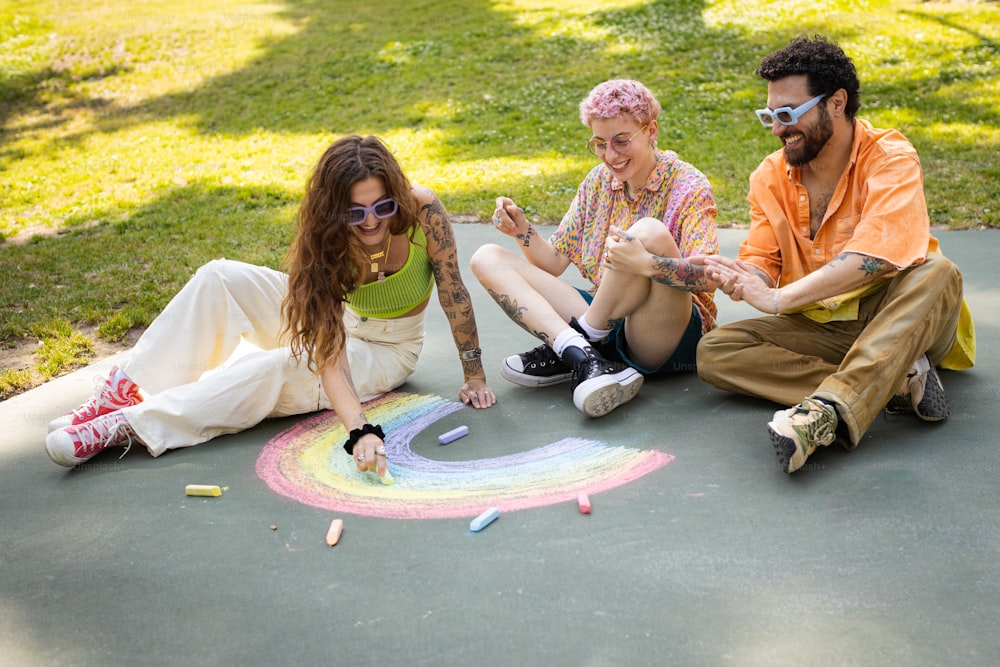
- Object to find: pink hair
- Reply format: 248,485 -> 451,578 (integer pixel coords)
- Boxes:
579,79 -> 661,127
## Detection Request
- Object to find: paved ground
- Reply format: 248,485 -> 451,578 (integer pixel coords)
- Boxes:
1,226 -> 997,667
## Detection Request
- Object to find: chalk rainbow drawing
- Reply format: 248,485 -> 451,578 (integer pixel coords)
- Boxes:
256,392 -> 673,519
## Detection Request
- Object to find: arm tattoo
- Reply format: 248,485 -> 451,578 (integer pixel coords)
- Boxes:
516,225 -> 535,248
340,363 -> 359,398
828,252 -> 850,269
859,256 -> 888,277
831,252 -> 888,280
749,265 -> 774,287
420,198 -> 455,252
422,194 -> 485,376
650,257 -> 710,291
348,411 -> 368,430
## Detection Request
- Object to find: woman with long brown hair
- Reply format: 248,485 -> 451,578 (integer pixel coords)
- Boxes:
46,135 -> 495,476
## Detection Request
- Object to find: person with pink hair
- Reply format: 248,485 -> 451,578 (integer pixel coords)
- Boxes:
471,79 -> 720,418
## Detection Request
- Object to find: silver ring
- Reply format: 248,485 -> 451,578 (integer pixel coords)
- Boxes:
375,446 -> 386,456
357,454 -> 366,464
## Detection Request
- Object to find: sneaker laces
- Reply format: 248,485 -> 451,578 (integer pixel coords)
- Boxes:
69,374 -> 112,421
519,344 -> 560,366
570,348 -> 613,384
791,399 -> 836,447
74,416 -> 135,459
72,371 -> 137,421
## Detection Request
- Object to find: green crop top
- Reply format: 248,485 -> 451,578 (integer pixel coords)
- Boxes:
347,225 -> 435,318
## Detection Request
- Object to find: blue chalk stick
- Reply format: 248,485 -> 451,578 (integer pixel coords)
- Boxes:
469,507 -> 499,532
438,425 -> 469,444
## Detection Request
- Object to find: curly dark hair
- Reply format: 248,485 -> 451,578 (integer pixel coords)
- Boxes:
281,135 -> 420,372
756,35 -> 861,119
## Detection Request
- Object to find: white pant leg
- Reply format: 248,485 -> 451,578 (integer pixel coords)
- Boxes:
122,308 -> 425,456
120,259 -> 287,394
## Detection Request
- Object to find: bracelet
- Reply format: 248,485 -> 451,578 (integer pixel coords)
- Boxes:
343,423 -> 385,455
772,287 -> 780,315
460,348 -> 482,361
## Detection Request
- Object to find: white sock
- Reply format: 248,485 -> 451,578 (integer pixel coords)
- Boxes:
577,313 -> 612,342
552,328 -> 589,358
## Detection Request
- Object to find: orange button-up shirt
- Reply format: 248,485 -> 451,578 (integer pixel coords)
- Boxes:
739,118 -> 938,294
736,119 -> 974,370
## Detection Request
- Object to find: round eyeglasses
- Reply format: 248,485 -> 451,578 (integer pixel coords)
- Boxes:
586,122 -> 651,156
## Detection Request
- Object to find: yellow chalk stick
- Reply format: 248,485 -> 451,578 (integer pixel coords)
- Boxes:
185,484 -> 222,497
326,518 -> 344,547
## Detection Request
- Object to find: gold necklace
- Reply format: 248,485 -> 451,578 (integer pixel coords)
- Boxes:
369,233 -> 393,282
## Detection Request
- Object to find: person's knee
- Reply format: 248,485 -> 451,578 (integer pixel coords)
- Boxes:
470,243 -> 510,282
628,217 -> 666,242
695,331 -> 720,382
927,253 -> 962,289
629,217 -> 678,256
194,258 -> 244,285
695,327 -> 745,384
195,258 -> 276,294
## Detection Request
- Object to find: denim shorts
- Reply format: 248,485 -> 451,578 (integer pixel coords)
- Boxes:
576,288 -> 702,377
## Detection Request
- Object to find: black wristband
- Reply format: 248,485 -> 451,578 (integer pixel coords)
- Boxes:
343,423 -> 385,455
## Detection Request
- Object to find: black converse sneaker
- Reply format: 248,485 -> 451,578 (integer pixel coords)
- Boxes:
570,349 -> 643,417
500,344 -> 574,387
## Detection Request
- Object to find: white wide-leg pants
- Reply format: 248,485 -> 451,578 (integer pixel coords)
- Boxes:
118,259 -> 424,456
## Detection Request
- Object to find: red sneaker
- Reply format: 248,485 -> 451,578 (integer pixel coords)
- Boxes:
48,367 -> 142,433
45,412 -> 138,467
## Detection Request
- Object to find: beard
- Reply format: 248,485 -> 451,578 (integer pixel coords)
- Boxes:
783,104 -> 834,167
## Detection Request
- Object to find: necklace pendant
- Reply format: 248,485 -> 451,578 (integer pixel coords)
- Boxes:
377,271 -> 386,283
370,262 -> 378,273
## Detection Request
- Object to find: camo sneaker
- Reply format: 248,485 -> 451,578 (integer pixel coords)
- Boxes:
767,397 -> 838,473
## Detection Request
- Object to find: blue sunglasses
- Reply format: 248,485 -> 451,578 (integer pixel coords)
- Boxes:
755,94 -> 828,127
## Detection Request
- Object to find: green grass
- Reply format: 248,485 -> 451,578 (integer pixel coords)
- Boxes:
1,0 -> 998,386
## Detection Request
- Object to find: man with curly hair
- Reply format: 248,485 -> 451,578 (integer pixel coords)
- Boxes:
697,35 -> 975,473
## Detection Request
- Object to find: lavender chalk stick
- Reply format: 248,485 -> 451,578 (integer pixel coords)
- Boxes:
438,425 -> 469,444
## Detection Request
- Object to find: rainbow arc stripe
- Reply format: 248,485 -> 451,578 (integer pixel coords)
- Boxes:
256,392 -> 673,519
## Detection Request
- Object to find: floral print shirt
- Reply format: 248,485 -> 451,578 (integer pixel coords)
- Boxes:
549,150 -> 719,332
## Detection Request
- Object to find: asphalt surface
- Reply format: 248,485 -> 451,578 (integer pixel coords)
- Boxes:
2,226 -> 997,667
